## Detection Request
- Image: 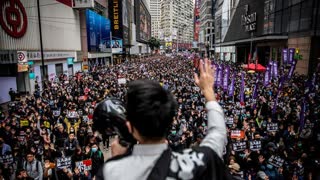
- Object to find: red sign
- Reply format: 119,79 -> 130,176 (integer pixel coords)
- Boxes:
56,0 -> 72,7
231,130 -> 245,139
0,0 -> 28,38
194,0 -> 201,41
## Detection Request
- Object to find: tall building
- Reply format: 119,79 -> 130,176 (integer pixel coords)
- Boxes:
150,0 -> 161,39
214,0 -> 320,75
199,0 -> 215,57
160,0 -> 194,50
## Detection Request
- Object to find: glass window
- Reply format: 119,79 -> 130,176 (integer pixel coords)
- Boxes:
289,4 -> 300,32
299,0 -> 312,31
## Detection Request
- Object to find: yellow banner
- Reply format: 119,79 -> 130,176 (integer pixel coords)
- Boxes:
20,120 -> 29,127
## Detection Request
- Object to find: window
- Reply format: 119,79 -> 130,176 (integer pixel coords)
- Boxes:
55,64 -> 63,76
264,0 -> 275,34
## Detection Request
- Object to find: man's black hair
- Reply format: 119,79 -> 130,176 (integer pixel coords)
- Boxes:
126,79 -> 177,139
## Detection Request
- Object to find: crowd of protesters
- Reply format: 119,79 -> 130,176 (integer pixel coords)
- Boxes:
0,54 -> 319,180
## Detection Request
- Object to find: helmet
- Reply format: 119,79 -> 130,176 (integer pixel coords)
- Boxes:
93,98 -> 134,145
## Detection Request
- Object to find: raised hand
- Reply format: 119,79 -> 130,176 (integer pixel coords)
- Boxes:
194,59 -> 216,102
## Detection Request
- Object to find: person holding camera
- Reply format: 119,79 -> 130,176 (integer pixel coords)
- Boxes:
95,59 -> 230,179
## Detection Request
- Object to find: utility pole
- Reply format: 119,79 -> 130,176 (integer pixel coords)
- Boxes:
110,31 -> 113,66
37,0 -> 45,90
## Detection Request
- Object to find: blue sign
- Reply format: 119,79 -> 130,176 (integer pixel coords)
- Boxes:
29,73 -> 35,79
28,61 -> 34,65
67,58 -> 74,65
86,10 -> 111,52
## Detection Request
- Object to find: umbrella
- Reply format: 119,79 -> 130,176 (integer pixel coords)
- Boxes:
243,63 -> 266,72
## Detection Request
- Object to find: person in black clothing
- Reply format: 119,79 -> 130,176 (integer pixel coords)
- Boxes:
64,133 -> 79,156
54,124 -> 68,150
86,143 -> 104,177
9,88 -> 15,102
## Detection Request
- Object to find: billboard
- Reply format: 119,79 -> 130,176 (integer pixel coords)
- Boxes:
86,10 -> 111,53
109,40 -> 123,53
135,0 -> 151,43
109,0 -> 123,41
122,0 -> 130,45
108,0 -> 131,46
194,0 -> 201,41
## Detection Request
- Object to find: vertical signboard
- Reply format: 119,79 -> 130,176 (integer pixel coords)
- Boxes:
135,0 -> 151,43
109,0 -> 123,40
194,0 -> 201,41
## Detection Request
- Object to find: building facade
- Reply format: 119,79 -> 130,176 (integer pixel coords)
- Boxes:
150,0 -> 161,39
0,0 -> 82,103
0,0 -> 151,103
160,0 -> 193,51
199,0 -> 215,57
215,0 -> 320,75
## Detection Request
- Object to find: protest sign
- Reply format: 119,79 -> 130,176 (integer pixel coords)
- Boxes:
231,130 -> 245,139
267,123 -> 278,132
249,140 -> 262,151
193,87 -> 200,92
53,110 -> 61,117
196,106 -> 203,111
67,111 -> 78,119
20,119 -> 29,127
268,155 -> 284,168
75,159 -> 92,172
56,157 -> 72,169
304,123 -> 314,129
0,154 -> 14,164
226,117 -> 234,125
232,142 -> 247,151
118,78 -> 126,85
83,116 -> 89,123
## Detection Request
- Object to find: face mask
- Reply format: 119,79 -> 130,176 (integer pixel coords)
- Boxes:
91,148 -> 97,152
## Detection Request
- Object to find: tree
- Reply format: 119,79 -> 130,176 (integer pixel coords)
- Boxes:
148,37 -> 161,51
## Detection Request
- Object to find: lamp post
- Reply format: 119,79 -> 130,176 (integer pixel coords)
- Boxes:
37,0 -> 45,89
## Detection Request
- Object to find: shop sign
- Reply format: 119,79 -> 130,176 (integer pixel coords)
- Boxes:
27,51 -> 75,60
17,64 -> 29,72
67,57 -> 74,65
82,65 -> 88,71
0,0 -> 27,38
17,51 -> 28,63
241,5 -> 257,32
0,51 -> 17,64
72,0 -> 94,8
